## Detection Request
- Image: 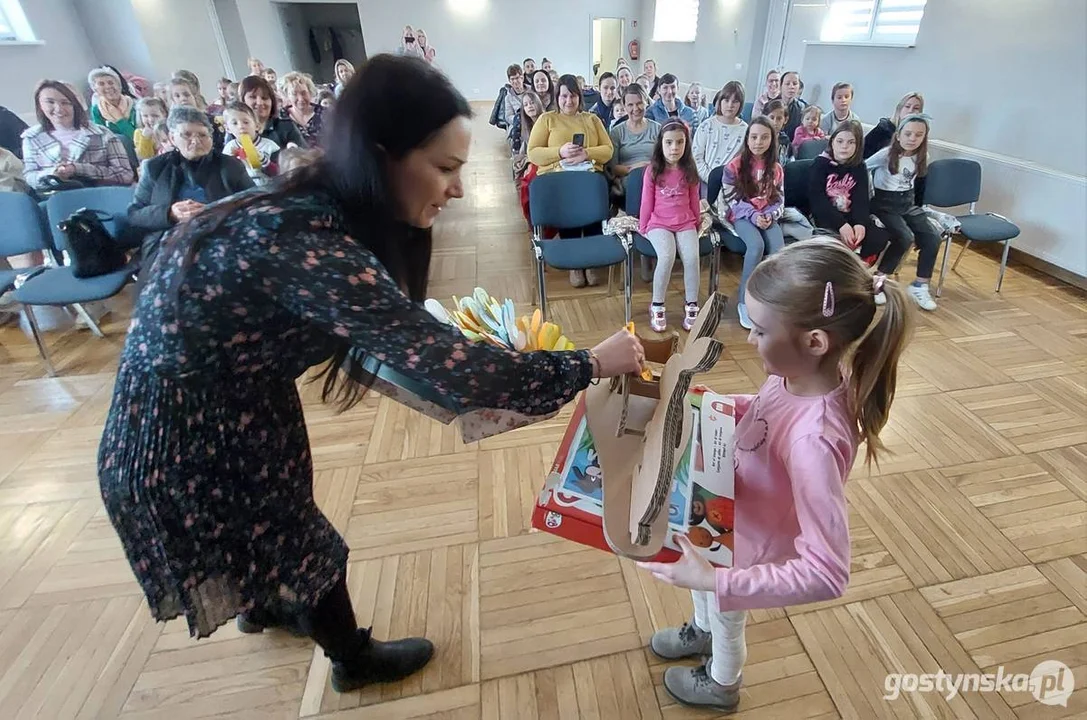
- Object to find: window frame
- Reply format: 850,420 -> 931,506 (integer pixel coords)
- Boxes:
0,0 -> 39,45
817,0 -> 927,48
651,0 -> 701,44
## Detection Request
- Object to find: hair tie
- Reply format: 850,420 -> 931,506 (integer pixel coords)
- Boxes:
873,275 -> 886,296
822,281 -> 835,318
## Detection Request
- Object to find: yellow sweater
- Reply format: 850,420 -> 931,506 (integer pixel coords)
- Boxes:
527,111 -> 614,174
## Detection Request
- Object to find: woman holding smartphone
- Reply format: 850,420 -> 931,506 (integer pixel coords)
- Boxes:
526,73 -> 614,287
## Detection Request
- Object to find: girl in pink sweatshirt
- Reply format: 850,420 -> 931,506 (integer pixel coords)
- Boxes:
639,119 -> 702,332
638,238 -> 913,713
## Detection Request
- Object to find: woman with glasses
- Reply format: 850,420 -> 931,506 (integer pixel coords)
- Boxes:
21,80 -> 133,191
127,106 -> 254,267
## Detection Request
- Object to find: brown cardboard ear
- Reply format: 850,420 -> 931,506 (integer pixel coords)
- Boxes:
590,293 -> 728,559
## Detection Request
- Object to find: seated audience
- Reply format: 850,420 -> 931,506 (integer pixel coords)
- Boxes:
239,75 -> 307,149
608,83 -> 659,184
531,70 -> 556,113
611,97 -> 627,126
808,120 -> 889,265
222,102 -> 280,185
752,69 -> 781,117
153,82 -> 170,104
316,89 -> 335,110
864,91 -> 923,159
0,105 -> 29,158
541,58 -> 553,72
333,59 -> 354,98
128,106 -> 253,267
227,82 -> 240,103
415,28 -> 430,57
502,64 -> 527,129
616,66 -> 633,96
397,26 -> 422,57
527,74 -> 614,287
821,82 -> 859,134
21,80 -> 134,190
642,59 -> 660,98
247,57 -> 265,77
174,70 -> 209,109
684,82 -> 708,131
279,72 -> 324,148
548,69 -> 559,86
646,74 -> 695,127
133,97 -> 169,161
762,99 -> 791,164
207,77 -> 233,117
89,66 -> 138,138
779,71 -> 808,140
511,90 -> 543,178
523,58 -> 536,75
692,80 -> 747,184
792,105 -> 827,152
590,72 -> 618,129
168,77 -> 201,110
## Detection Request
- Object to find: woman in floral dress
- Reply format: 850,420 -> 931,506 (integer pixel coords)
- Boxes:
98,54 -> 644,694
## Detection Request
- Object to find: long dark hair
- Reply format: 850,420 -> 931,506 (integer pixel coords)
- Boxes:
650,119 -> 698,186
731,116 -> 780,204
888,114 -> 929,176
531,70 -> 555,110
827,119 -> 864,166
555,74 -> 584,113
164,54 -> 473,409
34,80 -> 89,131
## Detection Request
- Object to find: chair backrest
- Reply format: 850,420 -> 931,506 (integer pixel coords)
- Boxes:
924,158 -> 981,208
624,166 -> 647,217
0,192 -> 51,258
45,186 -> 135,252
528,171 -> 609,230
796,138 -> 828,161
707,164 -> 725,208
740,102 -> 754,123
784,158 -> 814,216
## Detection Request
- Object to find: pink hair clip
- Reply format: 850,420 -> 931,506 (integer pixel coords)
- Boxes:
822,281 -> 835,318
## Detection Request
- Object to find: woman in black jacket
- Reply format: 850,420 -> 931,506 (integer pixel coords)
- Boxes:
863,92 -> 924,159
128,107 -> 254,268
808,120 -> 890,268
238,75 -> 307,150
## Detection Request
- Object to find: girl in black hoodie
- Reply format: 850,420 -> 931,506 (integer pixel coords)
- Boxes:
808,120 -> 890,269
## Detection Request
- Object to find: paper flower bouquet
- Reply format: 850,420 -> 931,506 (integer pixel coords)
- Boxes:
424,287 -> 575,352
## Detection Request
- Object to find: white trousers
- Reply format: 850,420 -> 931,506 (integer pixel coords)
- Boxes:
646,228 -> 701,305
692,590 -> 747,685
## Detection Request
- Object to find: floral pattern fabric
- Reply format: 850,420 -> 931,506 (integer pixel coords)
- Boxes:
98,189 -> 593,638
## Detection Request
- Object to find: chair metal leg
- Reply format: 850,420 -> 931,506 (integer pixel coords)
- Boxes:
709,245 -> 721,299
71,303 -> 105,338
22,305 -> 56,377
996,239 -> 1011,292
623,235 -> 634,325
936,233 -> 953,298
535,258 -> 548,322
607,265 -> 614,298
951,239 -> 972,271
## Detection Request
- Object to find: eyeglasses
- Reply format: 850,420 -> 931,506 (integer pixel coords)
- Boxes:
177,130 -> 212,143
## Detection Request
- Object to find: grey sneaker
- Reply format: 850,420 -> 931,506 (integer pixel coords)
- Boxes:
585,268 -> 602,286
649,619 -> 712,659
569,269 -> 587,288
663,660 -> 742,713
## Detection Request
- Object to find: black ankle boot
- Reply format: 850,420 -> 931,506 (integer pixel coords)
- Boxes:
330,627 -> 435,693
236,608 -> 307,637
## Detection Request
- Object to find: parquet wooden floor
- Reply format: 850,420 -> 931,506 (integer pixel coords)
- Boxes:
0,107 -> 1084,719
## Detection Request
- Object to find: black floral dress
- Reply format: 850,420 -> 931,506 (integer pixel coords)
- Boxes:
98,190 -> 593,639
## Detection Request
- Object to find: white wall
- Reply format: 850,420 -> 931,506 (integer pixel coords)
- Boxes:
213,0 -> 251,79
800,0 -> 1087,276
129,0 -> 228,95
74,0 -> 156,82
638,0 -> 769,97
235,0 -> 641,100
1,0 -> 100,119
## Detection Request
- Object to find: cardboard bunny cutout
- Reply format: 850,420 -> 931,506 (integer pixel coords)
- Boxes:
585,293 -> 727,559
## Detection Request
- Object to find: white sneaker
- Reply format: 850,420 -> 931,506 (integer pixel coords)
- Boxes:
737,303 -> 752,329
649,303 -> 667,332
874,292 -> 887,306
907,283 -> 937,311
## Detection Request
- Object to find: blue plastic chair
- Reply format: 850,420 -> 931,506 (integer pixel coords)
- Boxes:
923,159 -> 1021,296
783,159 -> 814,219
0,193 -> 51,294
623,166 -> 720,300
740,102 -> 754,123
528,171 -> 630,321
795,138 -> 828,161
14,186 -> 141,375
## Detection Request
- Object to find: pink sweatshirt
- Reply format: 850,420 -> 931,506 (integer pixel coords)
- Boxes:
716,375 -> 855,611
639,166 -> 700,236
792,125 -> 827,151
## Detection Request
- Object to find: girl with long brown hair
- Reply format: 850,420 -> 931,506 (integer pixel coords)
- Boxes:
715,116 -> 785,328
638,119 -> 702,332
637,238 -> 913,713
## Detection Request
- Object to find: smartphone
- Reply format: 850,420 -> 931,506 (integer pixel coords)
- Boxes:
572,133 -> 585,147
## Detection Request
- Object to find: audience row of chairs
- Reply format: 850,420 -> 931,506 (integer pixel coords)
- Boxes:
527,158 -> 1018,320
0,187 -> 139,375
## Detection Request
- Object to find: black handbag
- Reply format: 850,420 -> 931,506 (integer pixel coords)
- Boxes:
58,208 -> 128,278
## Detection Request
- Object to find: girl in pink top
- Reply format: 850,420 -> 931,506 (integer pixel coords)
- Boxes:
638,238 -> 913,713
639,119 -> 702,333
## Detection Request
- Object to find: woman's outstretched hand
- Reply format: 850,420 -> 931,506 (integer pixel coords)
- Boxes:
589,329 -> 645,378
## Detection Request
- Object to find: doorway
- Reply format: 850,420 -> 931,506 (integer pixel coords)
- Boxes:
592,18 -> 624,80
275,2 -> 366,85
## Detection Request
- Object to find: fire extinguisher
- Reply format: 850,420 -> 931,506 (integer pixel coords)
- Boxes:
628,39 -> 640,61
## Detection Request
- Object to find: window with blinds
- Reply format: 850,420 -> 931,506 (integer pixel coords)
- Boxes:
820,0 -> 927,45
0,7 -> 16,42
652,0 -> 701,43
